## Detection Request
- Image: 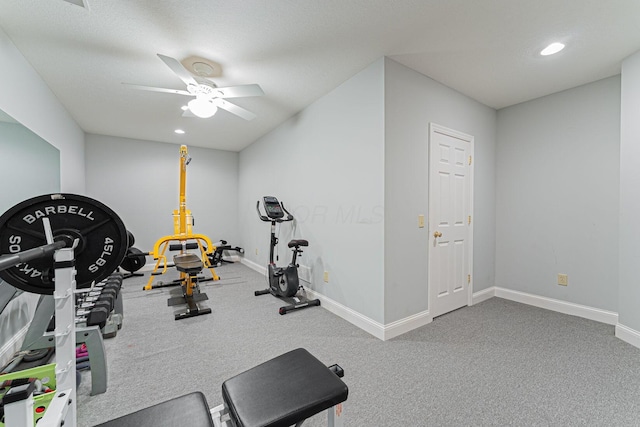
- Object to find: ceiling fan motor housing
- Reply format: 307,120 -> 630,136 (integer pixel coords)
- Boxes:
187,83 -> 216,99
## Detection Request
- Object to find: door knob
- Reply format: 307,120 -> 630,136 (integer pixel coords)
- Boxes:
434,231 -> 442,238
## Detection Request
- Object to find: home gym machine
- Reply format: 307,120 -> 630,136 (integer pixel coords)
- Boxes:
256,196 -> 320,315
143,145 -> 219,320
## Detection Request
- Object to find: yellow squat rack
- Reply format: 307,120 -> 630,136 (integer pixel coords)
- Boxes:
143,145 -> 219,307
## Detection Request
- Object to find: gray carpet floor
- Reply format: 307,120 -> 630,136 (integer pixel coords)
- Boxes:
77,262 -> 640,426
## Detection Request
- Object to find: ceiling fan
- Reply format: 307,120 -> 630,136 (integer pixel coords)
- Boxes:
124,54 -> 264,120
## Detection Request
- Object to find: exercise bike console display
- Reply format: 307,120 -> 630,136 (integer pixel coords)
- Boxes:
263,196 -> 285,219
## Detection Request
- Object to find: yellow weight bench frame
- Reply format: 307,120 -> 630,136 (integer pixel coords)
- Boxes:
144,229 -> 219,291
143,145 -> 219,319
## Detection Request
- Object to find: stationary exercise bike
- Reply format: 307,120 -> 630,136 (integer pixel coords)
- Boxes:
256,196 -> 321,315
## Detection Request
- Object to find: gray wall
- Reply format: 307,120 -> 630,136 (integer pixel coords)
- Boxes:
0,25 -> 84,193
0,121 -> 60,213
383,58 -> 497,323
619,51 -> 640,331
496,76 -> 621,311
85,134 -> 239,254
239,58 -> 386,323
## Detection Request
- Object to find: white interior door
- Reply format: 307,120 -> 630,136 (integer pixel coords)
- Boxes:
428,123 -> 474,319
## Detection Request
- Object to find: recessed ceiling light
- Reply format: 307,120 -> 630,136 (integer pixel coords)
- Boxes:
541,42 -> 565,56
174,129 -> 185,134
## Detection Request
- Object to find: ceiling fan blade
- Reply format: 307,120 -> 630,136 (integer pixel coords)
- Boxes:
157,54 -> 198,87
212,84 -> 265,99
213,99 -> 257,120
122,83 -> 191,96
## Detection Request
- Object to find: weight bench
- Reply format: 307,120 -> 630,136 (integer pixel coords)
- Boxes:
174,252 -> 204,274
95,348 -> 348,427
94,391 -> 213,426
168,253 -> 211,320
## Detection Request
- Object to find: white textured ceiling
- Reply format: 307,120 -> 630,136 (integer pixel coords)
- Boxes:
0,0 -> 639,151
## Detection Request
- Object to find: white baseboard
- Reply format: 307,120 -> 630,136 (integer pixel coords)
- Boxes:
382,309 -> 432,340
304,288 -> 387,340
304,288 -> 433,341
615,323 -> 640,349
494,287 -> 618,325
236,263 -> 626,344
474,287 -> 640,350
240,258 -> 266,275
472,287 -> 495,305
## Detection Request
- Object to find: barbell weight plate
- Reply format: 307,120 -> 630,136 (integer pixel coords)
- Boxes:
120,247 -> 146,273
0,193 -> 127,294
126,230 -> 135,248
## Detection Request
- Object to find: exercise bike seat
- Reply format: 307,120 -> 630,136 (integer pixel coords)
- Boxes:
287,239 -> 308,248
173,253 -> 204,274
222,348 -> 348,427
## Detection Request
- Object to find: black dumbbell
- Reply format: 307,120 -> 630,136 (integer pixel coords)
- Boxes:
76,305 -> 110,329
82,289 -> 116,312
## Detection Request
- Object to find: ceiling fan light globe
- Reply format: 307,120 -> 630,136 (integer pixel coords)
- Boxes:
188,98 -> 217,118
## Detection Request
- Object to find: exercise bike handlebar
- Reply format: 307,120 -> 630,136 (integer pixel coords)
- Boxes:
256,201 -> 270,222
280,203 -> 294,222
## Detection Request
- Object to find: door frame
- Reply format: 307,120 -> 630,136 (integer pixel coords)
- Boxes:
427,122 -> 475,318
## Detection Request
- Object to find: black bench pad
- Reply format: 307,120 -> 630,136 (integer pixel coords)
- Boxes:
93,391 -> 213,427
173,253 -> 203,274
222,348 -> 348,427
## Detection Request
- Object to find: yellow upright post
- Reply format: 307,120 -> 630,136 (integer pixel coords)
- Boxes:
178,145 -> 188,237
144,145 -> 219,291
177,145 -> 193,297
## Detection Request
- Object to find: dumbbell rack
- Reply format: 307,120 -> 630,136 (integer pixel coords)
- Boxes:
0,193 -> 129,427
3,240 -> 78,426
20,293 -> 109,396
76,276 -> 123,339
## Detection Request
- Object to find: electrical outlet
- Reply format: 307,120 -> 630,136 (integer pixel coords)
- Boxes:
323,271 -> 329,283
255,248 -> 258,255
558,274 -> 568,286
